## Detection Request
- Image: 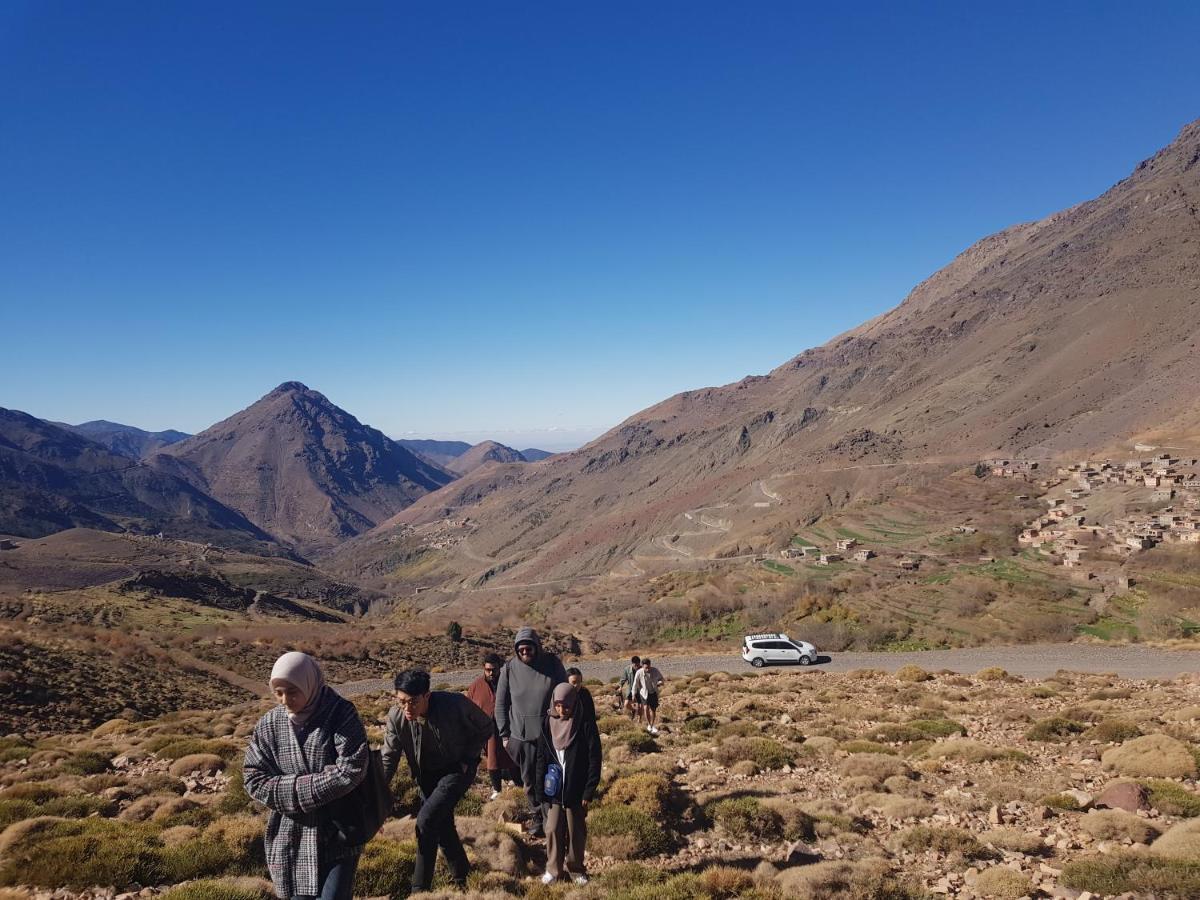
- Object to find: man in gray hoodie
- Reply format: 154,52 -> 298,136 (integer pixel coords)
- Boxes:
495,626 -> 567,837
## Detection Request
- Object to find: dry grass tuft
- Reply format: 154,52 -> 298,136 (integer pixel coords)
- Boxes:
1079,809 -> 1162,844
1101,734 -> 1198,778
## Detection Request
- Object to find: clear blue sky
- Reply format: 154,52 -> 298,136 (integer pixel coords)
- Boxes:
3,2 -> 1198,449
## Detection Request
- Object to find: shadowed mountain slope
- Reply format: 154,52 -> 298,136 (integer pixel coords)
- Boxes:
330,118 -> 1200,588
157,382 -> 455,555
0,409 -> 278,551
397,439 -> 472,468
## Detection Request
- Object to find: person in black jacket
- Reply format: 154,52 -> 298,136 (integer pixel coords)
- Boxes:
381,669 -> 494,893
534,683 -> 602,885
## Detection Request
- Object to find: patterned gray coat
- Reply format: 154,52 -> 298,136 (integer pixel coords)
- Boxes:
243,688 -> 368,898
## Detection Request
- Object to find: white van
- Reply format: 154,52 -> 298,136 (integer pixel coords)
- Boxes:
742,633 -> 818,668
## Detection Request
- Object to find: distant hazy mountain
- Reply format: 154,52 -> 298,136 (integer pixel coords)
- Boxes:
61,420 -> 190,459
157,382 -> 455,555
447,440 -> 528,475
519,448 -> 553,461
0,408 -> 277,550
397,439 -> 472,468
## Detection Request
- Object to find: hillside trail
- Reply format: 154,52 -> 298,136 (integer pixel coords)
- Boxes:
334,642 -> 1200,697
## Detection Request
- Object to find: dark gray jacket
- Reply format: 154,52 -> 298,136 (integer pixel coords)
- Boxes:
381,690 -> 493,783
494,627 -> 567,742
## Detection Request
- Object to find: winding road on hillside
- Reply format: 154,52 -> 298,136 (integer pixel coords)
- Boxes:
335,642 -> 1200,697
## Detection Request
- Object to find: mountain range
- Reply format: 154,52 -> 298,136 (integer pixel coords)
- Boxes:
3,119 -> 1198,591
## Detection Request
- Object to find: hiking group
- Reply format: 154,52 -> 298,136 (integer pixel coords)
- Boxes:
244,627 -> 612,899
617,654 -> 666,734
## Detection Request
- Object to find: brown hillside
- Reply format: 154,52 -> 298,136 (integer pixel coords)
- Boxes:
329,119 -> 1200,588
157,382 -> 454,556
447,440 -> 528,475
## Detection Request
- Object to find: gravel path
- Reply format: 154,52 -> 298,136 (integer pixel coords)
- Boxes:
336,642 -> 1200,697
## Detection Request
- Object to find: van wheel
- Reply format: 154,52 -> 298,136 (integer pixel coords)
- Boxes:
799,655 -> 812,666
751,657 -> 765,668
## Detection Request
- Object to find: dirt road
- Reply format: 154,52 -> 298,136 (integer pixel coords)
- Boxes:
336,642 -> 1200,697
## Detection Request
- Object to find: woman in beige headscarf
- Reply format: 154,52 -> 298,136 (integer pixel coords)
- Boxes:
243,652 -> 369,900
534,682 -> 602,886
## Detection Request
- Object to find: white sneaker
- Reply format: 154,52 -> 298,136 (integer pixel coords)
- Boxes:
573,874 -> 590,885
541,872 -> 556,885
650,726 -> 660,735
646,724 -> 653,733
489,790 -> 500,801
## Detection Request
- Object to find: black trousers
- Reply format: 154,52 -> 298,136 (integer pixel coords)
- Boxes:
508,737 -> 544,832
412,770 -> 473,890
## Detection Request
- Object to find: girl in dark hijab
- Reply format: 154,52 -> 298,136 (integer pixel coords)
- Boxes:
534,683 -> 602,885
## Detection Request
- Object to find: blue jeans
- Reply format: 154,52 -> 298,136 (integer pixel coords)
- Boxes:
292,856 -> 358,900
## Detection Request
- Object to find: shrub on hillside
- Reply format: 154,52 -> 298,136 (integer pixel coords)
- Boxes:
895,666 -> 932,683
976,667 -> 1009,681
59,751 -> 111,775
682,715 -> 716,733
603,773 -> 673,820
1151,819 -> 1200,861
898,826 -> 997,861
706,796 -> 784,839
837,753 -> 911,782
1026,717 -> 1088,743
1080,809 -> 1162,844
971,866 -> 1032,900
588,805 -> 670,858
775,857 -> 924,900
169,753 -> 227,777
0,817 -> 237,889
923,740 -> 1028,764
161,880 -> 271,900
909,719 -> 967,738
981,827 -> 1046,855
1061,852 -> 1200,896
1083,719 -> 1142,744
353,838 -> 417,896
1142,780 -> 1200,817
839,740 -> 896,755
1102,734 -> 1198,778
868,724 -> 924,744
713,737 -> 793,770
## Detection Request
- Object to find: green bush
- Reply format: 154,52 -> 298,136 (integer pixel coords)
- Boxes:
898,826 -> 997,860
1061,853 -> 1200,896
147,739 -> 240,761
1025,717 -> 1087,742
839,740 -> 896,755
869,724 -> 924,743
1041,793 -> 1082,811
623,731 -> 658,754
59,751 -> 112,775
354,838 -> 417,896
706,797 -> 784,839
216,761 -> 254,814
603,773 -> 673,820
455,791 -> 484,817
161,881 -> 268,900
1142,780 -> 1200,817
1082,719 -> 1141,743
682,715 -> 717,733
909,719 -> 967,738
597,716 -> 638,735
589,805 -> 671,858
0,799 -> 38,828
713,737 -> 793,770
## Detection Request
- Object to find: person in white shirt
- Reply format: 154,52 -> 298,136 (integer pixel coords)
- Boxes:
632,658 -> 665,734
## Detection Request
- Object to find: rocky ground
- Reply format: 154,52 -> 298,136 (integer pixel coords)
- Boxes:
1,663 -> 1200,899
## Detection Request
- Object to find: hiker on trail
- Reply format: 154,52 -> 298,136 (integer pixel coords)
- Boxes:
466,651 -> 520,800
565,667 -> 597,723
535,683 -> 602,886
495,627 -> 567,838
632,657 -> 666,734
618,655 -> 641,720
381,669 -> 494,893
243,652 -> 368,900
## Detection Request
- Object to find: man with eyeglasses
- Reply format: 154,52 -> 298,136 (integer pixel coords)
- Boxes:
381,668 -> 493,893
465,651 -> 519,800
494,627 -> 567,838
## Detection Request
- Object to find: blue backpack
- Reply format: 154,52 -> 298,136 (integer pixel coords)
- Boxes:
544,762 -> 563,799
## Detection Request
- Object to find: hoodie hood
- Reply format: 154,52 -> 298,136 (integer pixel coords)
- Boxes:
513,626 -> 543,652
